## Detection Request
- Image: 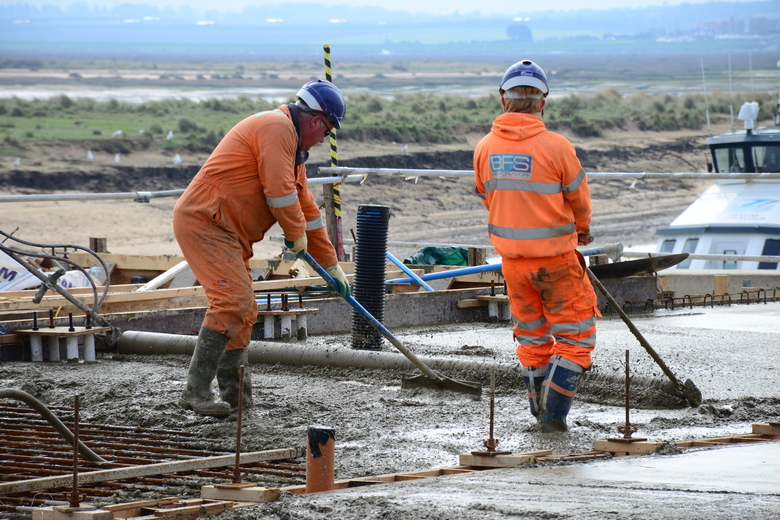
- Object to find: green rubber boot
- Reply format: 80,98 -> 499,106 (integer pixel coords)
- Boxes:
217,348 -> 254,410
179,327 -> 231,418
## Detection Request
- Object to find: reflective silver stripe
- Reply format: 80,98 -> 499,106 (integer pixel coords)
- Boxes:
483,178 -> 562,195
552,333 -> 596,349
306,216 -> 324,230
489,222 -> 575,241
512,314 -> 547,331
563,169 -> 586,193
473,187 -> 487,200
254,109 -> 285,118
265,191 -> 298,208
521,366 -> 548,378
549,316 -> 596,335
514,331 -> 553,346
550,354 -> 584,373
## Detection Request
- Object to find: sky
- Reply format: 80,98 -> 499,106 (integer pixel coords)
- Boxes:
10,0 -> 768,16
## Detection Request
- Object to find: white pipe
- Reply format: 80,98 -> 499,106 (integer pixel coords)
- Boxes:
66,336 -> 79,361
83,334 -> 96,362
30,335 -> 43,362
321,167 -> 780,181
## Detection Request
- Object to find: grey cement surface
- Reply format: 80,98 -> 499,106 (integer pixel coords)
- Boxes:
236,443 -> 780,520
2,301 -> 779,519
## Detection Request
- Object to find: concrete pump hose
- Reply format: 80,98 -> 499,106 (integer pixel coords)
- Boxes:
0,389 -> 107,464
117,331 -> 685,406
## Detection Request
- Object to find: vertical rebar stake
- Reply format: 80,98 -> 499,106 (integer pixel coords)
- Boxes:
85,311 -> 92,330
69,394 -> 81,507
619,349 -> 636,439
483,366 -> 498,451
32,311 -> 39,331
68,313 -> 75,332
49,309 -> 55,329
232,365 -> 245,484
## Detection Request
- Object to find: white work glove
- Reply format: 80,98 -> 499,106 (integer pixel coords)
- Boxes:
326,264 -> 351,297
284,235 -> 307,258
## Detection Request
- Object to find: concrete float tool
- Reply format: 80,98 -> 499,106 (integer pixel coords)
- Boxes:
303,252 -> 482,397
585,265 -> 702,407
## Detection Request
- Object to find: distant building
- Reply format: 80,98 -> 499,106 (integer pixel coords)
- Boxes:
749,17 -> 779,35
720,17 -> 744,35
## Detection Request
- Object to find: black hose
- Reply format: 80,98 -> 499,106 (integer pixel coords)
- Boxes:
0,389 -> 107,464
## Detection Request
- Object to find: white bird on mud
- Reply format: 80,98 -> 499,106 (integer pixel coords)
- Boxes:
12,157 -> 20,166
87,150 -> 94,160
114,153 -> 121,163
166,130 -> 174,140
172,154 -> 182,164
112,130 -> 123,137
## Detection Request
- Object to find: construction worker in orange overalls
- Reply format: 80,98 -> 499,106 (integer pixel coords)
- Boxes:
474,60 -> 599,432
173,80 -> 351,417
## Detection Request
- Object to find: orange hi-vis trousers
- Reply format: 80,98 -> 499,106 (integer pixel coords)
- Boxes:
502,250 -> 599,369
173,186 -> 257,352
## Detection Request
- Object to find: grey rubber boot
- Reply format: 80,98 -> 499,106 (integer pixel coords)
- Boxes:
217,348 -> 254,410
179,327 -> 231,418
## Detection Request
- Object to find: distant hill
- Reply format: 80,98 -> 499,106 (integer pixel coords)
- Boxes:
1,1 -> 778,60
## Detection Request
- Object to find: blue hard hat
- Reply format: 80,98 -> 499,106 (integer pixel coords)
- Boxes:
500,60 -> 549,96
296,80 -> 347,129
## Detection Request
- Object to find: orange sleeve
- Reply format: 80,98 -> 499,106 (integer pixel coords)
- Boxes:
256,121 -> 306,240
296,166 -> 338,267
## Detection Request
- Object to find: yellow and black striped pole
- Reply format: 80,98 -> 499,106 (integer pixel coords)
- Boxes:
323,44 -> 345,261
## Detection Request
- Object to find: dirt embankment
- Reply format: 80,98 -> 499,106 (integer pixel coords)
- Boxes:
0,127 -> 716,257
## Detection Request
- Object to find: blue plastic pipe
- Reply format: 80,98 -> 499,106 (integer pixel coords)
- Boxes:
386,244 -> 620,285
385,252 -> 434,291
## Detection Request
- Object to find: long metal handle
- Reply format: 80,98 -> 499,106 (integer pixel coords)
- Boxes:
303,253 -> 443,382
385,252 -> 434,291
585,267 -> 681,387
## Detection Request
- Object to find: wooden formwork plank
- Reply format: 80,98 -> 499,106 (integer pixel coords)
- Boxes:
200,485 -> 280,503
459,450 -> 552,468
593,439 -> 661,455
753,423 -> 780,436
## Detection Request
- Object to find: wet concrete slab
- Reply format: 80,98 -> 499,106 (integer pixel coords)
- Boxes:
262,442 -> 780,519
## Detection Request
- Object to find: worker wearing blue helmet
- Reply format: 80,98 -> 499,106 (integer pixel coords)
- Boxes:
173,80 -> 350,417
474,60 -> 599,432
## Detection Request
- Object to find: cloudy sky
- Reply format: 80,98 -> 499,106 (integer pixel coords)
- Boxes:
12,0 -> 764,15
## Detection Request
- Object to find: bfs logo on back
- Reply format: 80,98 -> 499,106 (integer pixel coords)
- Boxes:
489,153 -> 532,180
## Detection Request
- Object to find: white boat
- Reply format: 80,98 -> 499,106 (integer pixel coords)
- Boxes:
655,101 -> 780,270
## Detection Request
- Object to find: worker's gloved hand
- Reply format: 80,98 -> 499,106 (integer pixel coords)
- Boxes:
326,264 -> 351,297
284,235 -> 308,258
577,233 -> 594,246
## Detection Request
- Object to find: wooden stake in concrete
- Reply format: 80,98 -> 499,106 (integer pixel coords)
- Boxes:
306,425 -> 335,493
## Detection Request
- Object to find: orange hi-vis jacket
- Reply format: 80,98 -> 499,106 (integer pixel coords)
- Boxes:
173,104 -> 337,350
474,112 -> 592,259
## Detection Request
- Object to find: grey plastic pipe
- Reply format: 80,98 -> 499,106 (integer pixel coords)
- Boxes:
0,389 -> 107,463
116,331 -> 680,400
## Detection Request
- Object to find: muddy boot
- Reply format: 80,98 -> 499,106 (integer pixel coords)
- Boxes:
179,327 -> 231,418
521,365 -> 548,418
538,355 -> 584,433
217,348 -> 254,410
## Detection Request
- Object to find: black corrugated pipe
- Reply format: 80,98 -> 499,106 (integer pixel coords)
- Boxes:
352,204 -> 391,350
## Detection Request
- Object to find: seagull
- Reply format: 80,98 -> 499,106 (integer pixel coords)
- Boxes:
166,130 -> 174,140
172,154 -> 182,164
12,157 -> 20,166
87,150 -> 93,160
112,130 -> 123,137
401,144 -> 408,152
114,153 -> 121,163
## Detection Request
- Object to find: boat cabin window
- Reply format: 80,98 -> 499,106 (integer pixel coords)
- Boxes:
722,250 -> 738,269
759,238 -> 780,269
713,147 -> 746,173
660,239 -> 676,253
677,238 -> 699,269
752,146 -> 780,173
